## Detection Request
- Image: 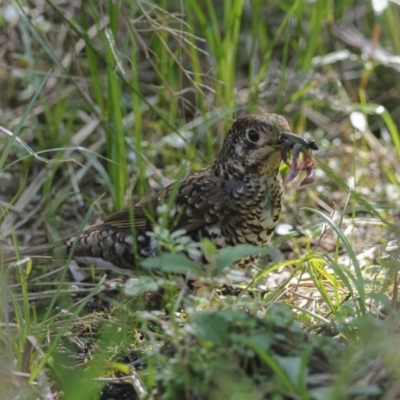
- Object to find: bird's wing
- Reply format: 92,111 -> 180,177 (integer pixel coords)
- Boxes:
84,174 -> 247,235
173,175 -> 246,232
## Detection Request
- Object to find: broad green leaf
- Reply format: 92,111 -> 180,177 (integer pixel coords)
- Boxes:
192,313 -> 229,347
141,253 -> 204,275
275,356 -> 306,388
215,244 -> 263,274
201,237 -> 217,262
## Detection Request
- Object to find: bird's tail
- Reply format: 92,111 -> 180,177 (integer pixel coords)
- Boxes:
1,243 -> 68,264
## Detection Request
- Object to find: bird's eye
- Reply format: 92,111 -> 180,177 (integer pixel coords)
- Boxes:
246,129 -> 260,143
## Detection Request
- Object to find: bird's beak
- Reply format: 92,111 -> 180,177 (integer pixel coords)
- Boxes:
279,132 -> 319,153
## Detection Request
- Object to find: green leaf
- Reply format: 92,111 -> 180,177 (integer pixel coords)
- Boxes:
141,253 -> 204,275
215,244 -> 262,274
310,387 -> 335,400
124,277 -> 159,297
275,356 -> 305,388
192,313 -> 229,347
246,333 -> 273,351
201,238 -> 216,262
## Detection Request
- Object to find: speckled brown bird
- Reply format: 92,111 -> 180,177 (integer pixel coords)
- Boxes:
2,114 -> 317,271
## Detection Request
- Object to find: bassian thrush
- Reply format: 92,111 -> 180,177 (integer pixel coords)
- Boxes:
2,114 -> 317,273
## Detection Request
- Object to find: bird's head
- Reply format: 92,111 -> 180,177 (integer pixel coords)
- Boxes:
213,114 -> 292,180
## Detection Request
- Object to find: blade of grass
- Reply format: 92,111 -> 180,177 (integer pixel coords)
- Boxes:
302,207 -> 366,315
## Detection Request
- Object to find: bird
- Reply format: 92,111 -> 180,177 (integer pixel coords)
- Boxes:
2,114 -> 317,273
